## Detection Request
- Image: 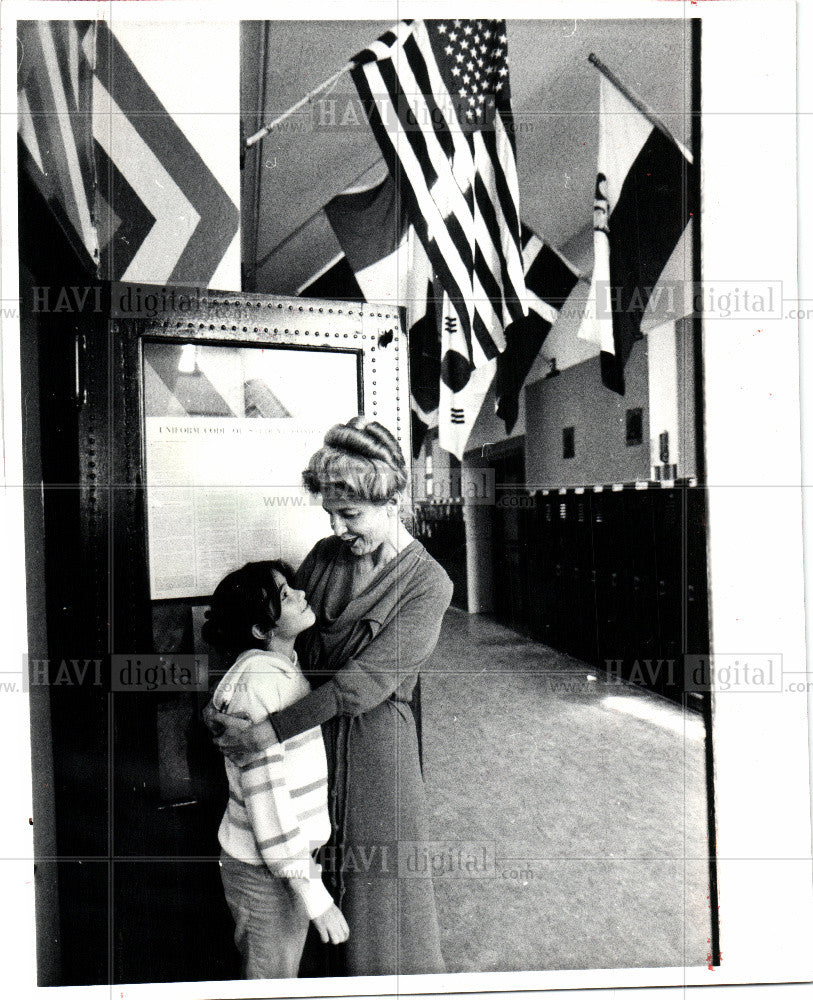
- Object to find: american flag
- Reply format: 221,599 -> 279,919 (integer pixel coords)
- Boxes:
351,19 -> 528,458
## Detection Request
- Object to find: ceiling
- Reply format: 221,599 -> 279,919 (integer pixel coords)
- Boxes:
241,18 -> 693,294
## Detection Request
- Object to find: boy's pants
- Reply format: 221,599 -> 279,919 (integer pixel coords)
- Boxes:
219,850 -> 309,979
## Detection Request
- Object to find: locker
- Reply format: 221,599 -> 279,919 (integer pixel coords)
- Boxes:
652,487 -> 684,671
571,494 -> 599,663
591,490 -> 628,668
622,489 -> 659,667
535,495 -> 561,647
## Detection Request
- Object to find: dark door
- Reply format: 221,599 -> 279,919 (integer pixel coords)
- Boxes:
19,168 -> 111,988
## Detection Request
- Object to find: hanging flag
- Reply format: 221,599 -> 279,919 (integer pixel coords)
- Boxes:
300,174 -> 438,456
578,68 -> 696,393
350,19 -> 528,458
299,254 -> 365,302
304,185 -> 579,452
92,22 -> 240,286
18,21 -> 240,287
322,173 -> 410,305
495,225 -> 580,433
17,20 -> 99,270
640,218 -> 694,337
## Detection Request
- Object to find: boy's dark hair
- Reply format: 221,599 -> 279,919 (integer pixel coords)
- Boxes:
201,560 -> 295,660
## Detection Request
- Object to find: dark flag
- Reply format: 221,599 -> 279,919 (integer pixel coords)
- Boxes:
578,71 -> 696,393
299,175 -> 437,456
495,225 -> 580,433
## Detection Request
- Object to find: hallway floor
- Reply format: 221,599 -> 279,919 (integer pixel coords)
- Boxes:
420,609 -> 712,974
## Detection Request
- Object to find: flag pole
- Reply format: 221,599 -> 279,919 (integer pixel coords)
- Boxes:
587,52 -> 693,164
245,60 -> 355,148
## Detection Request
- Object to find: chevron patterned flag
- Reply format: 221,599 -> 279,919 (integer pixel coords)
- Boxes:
17,21 -> 99,270
351,19 -> 528,459
92,23 -> 240,285
18,21 -> 240,287
578,71 -> 695,394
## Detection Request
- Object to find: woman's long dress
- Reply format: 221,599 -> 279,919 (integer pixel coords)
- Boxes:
270,535 -> 452,977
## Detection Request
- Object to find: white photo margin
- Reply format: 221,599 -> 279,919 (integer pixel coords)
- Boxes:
1,1 -> 811,998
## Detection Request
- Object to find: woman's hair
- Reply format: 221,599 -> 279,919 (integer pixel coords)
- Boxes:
302,416 -> 408,503
201,559 -> 295,658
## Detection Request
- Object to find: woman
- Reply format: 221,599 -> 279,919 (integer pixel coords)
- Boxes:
204,417 -> 453,977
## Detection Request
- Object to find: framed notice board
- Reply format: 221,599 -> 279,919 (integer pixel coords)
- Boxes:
84,289 -> 410,607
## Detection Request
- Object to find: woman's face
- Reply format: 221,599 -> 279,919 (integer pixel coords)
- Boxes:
270,569 -> 315,638
322,495 -> 393,557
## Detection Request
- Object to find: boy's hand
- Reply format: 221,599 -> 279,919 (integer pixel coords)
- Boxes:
312,903 -> 350,945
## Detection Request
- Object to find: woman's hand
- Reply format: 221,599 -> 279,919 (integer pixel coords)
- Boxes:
312,903 -> 350,945
201,699 -> 279,765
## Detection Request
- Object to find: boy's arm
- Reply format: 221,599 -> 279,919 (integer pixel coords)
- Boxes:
239,746 -> 333,919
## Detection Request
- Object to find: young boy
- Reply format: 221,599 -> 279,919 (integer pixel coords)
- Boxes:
203,560 -> 348,979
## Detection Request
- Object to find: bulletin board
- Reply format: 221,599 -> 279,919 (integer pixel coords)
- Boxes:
129,291 -> 409,600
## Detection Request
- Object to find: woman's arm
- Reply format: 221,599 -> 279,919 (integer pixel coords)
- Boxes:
204,556 -> 452,758
202,702 -> 277,761
203,577 -> 449,758
270,569 -> 453,742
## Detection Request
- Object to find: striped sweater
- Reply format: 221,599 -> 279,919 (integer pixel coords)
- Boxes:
213,648 -> 333,920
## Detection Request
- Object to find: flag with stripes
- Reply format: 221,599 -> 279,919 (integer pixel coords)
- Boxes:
350,19 -> 528,459
303,182 -> 579,451
18,21 -> 240,287
17,21 -> 99,270
578,71 -> 696,393
91,22 -> 240,285
300,173 -> 438,457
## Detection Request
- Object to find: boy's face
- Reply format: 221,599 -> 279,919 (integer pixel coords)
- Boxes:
271,569 -> 315,639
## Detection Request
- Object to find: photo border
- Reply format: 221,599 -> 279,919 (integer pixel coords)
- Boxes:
1,1 -> 811,997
